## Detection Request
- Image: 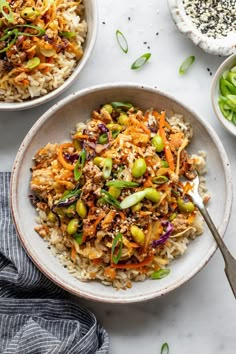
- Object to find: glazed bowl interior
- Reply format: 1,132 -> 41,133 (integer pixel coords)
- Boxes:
0,0 -> 98,111
11,83 -> 232,303
211,54 -> 236,137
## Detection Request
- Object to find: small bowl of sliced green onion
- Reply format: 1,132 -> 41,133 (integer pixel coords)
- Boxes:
212,54 -> 236,137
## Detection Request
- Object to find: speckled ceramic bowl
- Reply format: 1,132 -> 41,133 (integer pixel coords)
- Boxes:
168,0 -> 236,56
10,83 -> 232,303
0,0 -> 98,111
212,54 -> 236,137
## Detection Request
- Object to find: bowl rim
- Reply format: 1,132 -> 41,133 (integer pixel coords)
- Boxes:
10,82 -> 233,303
0,0 -> 98,111
211,53 -> 236,137
168,0 -> 236,56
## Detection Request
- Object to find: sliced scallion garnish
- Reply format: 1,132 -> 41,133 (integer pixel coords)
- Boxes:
60,31 -> 76,38
0,0 -> 14,23
74,149 -> 86,181
160,342 -> 169,354
73,232 -> 83,245
110,102 -> 133,111
102,158 -> 113,179
116,29 -> 128,53
10,24 -> 46,37
111,232 -> 123,264
101,189 -> 122,209
0,29 -> 18,53
179,55 -> 195,75
106,180 -> 139,188
151,268 -> 170,280
131,52 -> 151,70
120,190 -> 147,209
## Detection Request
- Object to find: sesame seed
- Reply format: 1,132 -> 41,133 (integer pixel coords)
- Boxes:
183,0 -> 236,39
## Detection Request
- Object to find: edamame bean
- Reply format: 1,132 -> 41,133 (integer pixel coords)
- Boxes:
108,186 -> 121,199
160,160 -> 169,168
131,158 -> 147,178
151,134 -> 164,152
102,104 -> 113,114
131,202 -> 142,213
145,188 -> 161,203
93,156 -> 104,166
20,7 -> 39,20
65,204 -> 76,218
177,198 -> 195,213
98,133 -> 108,144
130,225 -> 145,246
67,218 -> 79,235
118,113 -> 129,125
76,200 -> 87,219
47,211 -> 56,223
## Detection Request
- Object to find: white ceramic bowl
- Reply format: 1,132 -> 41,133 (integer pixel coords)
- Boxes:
211,54 -> 236,137
10,83 -> 232,303
0,0 -> 98,111
168,0 -> 236,56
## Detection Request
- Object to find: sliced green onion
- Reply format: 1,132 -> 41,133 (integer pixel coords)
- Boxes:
160,342 -> 169,354
110,102 -> 133,111
102,158 -> 112,179
160,160 -> 169,168
60,31 -> 76,38
0,29 -> 18,53
98,133 -> 108,144
101,189 -> 122,209
0,0 -> 14,23
54,185 -> 81,208
25,57 -> 40,70
111,130 -> 120,139
131,53 -> 151,70
73,232 -> 83,245
151,268 -> 170,279
74,149 -> 86,181
152,176 -> 169,185
120,190 -> 147,209
11,24 -> 46,37
116,29 -> 128,53
106,180 -> 139,188
111,232 -> 123,264
179,55 -> 195,75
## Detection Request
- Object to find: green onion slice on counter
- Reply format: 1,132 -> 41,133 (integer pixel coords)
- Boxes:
131,52 -> 151,70
160,342 -> 169,354
116,29 -> 128,53
179,55 -> 195,75
111,232 -> 123,264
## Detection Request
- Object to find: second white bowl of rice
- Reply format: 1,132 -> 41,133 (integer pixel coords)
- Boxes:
10,83 -> 232,303
0,0 -> 98,110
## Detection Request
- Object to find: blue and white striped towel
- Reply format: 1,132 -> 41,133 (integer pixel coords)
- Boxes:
0,172 -> 109,354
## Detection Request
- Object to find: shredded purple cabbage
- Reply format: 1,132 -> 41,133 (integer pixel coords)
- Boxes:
148,124 -> 157,133
151,221 -> 173,248
63,152 -> 79,163
98,123 -> 109,133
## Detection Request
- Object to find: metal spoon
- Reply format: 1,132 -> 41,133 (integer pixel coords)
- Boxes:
182,173 -> 236,299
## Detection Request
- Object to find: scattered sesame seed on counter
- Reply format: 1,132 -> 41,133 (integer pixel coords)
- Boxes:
183,0 -> 236,39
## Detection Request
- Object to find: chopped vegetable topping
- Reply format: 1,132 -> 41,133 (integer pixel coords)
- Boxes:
179,56 -> 195,75
116,29 -> 128,53
131,53 -> 151,70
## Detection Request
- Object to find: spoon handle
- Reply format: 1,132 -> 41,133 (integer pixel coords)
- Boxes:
197,202 -> 236,299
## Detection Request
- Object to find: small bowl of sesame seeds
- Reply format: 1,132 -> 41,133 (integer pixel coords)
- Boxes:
211,53 -> 236,136
168,0 -> 236,56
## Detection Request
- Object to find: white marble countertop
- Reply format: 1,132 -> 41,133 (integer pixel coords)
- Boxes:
1,0 -> 236,353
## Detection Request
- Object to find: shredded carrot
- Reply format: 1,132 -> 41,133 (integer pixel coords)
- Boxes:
119,211 -> 126,220
72,134 -> 89,140
104,267 -> 116,280
57,143 -> 75,170
71,245 -> 76,262
111,254 -> 154,269
129,242 -> 140,248
143,176 -> 153,187
82,211 -> 106,242
157,111 -> 175,171
92,258 -> 102,265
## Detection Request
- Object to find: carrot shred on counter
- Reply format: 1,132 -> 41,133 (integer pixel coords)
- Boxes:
156,111 -> 175,171
57,143 -> 75,170
111,254 -> 154,269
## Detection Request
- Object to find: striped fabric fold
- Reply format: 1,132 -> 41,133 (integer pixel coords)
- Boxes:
0,172 -> 109,354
